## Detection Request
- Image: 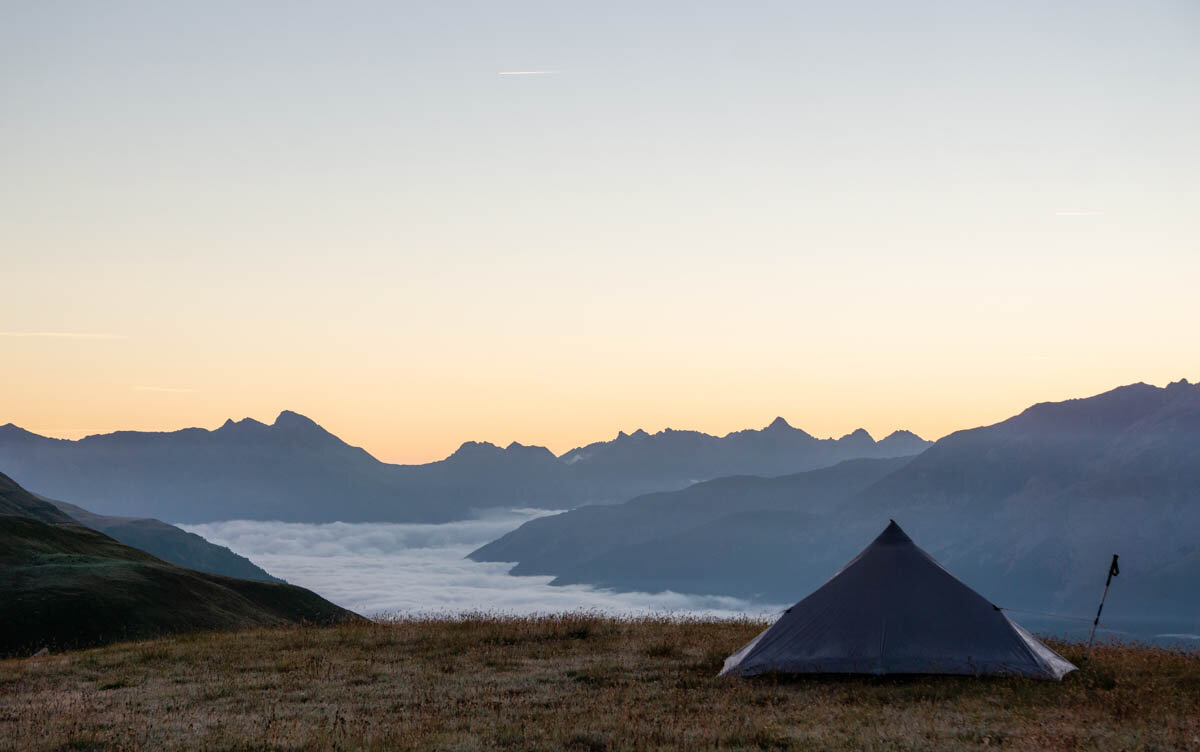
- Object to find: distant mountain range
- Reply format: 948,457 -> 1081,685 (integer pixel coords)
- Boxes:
0,411 -> 929,523
560,419 -> 929,505
471,380 -> 1200,631
0,471 -> 357,657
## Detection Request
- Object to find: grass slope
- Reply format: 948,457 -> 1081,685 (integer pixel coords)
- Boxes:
0,515 -> 358,657
0,470 -> 358,657
2,616 -> 1196,751
43,496 -> 282,582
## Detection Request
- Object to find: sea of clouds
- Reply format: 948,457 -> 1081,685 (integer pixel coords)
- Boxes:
182,509 -> 785,619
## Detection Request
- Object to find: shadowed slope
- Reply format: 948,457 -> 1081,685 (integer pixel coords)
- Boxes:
0,472 -> 358,657
42,496 -> 281,582
471,456 -> 913,576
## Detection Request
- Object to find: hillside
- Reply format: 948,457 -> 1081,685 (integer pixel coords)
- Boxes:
471,456 -> 912,576
0,411 -> 929,523
43,496 -> 280,582
0,472 -> 358,657
1,616 -> 1195,751
473,381 -> 1200,631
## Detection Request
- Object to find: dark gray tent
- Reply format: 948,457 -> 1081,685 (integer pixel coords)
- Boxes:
720,521 -> 1077,679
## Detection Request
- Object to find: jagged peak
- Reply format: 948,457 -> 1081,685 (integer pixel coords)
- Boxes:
765,416 -> 792,431
630,428 -> 650,439
881,429 -> 925,442
839,428 -> 874,442
453,440 -> 501,453
217,416 -> 267,432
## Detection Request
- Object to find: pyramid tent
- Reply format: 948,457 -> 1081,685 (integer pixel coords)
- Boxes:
720,521 -> 1077,679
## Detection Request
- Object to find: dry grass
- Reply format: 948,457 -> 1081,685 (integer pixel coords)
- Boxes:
1,615 -> 1197,751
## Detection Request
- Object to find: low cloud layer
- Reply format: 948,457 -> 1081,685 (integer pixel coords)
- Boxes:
183,510 -> 784,619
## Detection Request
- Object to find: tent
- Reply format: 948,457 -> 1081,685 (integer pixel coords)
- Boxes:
720,521 -> 1077,679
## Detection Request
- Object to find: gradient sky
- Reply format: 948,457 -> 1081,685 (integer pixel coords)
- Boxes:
2,1 -> 1197,463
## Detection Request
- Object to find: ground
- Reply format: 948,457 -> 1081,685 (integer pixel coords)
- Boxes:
1,615 -> 1197,751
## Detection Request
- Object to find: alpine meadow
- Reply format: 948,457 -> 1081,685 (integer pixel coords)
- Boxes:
2,1 -> 1197,750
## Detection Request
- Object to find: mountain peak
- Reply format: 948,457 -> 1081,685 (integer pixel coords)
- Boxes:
449,440 -> 501,458
630,429 -> 650,439
0,423 -> 37,438
839,428 -> 874,443
216,417 -> 267,432
273,410 -> 321,430
765,416 -> 792,431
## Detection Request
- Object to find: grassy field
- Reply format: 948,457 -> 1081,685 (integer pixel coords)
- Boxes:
1,615 -> 1197,751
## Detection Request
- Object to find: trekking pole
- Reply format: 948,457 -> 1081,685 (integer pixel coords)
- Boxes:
1084,554 -> 1119,661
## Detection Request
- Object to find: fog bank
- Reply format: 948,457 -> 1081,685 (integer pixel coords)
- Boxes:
183,510 -> 783,618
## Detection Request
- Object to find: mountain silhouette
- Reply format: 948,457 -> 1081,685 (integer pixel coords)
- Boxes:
473,381 -> 1200,631
471,457 -> 912,578
0,412 -> 928,523
558,418 -> 930,504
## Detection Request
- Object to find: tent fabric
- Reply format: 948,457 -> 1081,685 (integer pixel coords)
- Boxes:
720,521 -> 1077,680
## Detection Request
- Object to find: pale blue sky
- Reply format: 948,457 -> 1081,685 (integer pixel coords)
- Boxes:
2,1 -> 1198,461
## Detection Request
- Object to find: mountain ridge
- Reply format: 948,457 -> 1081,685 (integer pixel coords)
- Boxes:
0,411 -> 931,523
471,380 -> 1200,630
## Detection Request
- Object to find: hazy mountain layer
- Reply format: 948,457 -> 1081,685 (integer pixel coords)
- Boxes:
559,419 -> 930,504
0,472 -> 357,657
472,381 -> 1200,629
471,456 -> 913,577
0,411 -> 928,523
43,497 -> 281,582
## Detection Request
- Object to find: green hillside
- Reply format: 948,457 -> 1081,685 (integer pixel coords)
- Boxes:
43,496 -> 282,582
0,472 -> 358,657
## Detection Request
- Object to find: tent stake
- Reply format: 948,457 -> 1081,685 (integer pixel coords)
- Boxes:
1084,554 -> 1119,661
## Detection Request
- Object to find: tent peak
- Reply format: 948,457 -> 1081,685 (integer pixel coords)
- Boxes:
874,520 -> 913,545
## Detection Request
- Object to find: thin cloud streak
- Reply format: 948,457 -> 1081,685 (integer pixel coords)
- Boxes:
497,71 -> 556,76
1054,210 -> 1104,216
134,386 -> 199,393
0,331 -> 127,339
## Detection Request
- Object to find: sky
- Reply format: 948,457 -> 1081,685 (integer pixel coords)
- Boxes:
2,1 -> 1198,463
